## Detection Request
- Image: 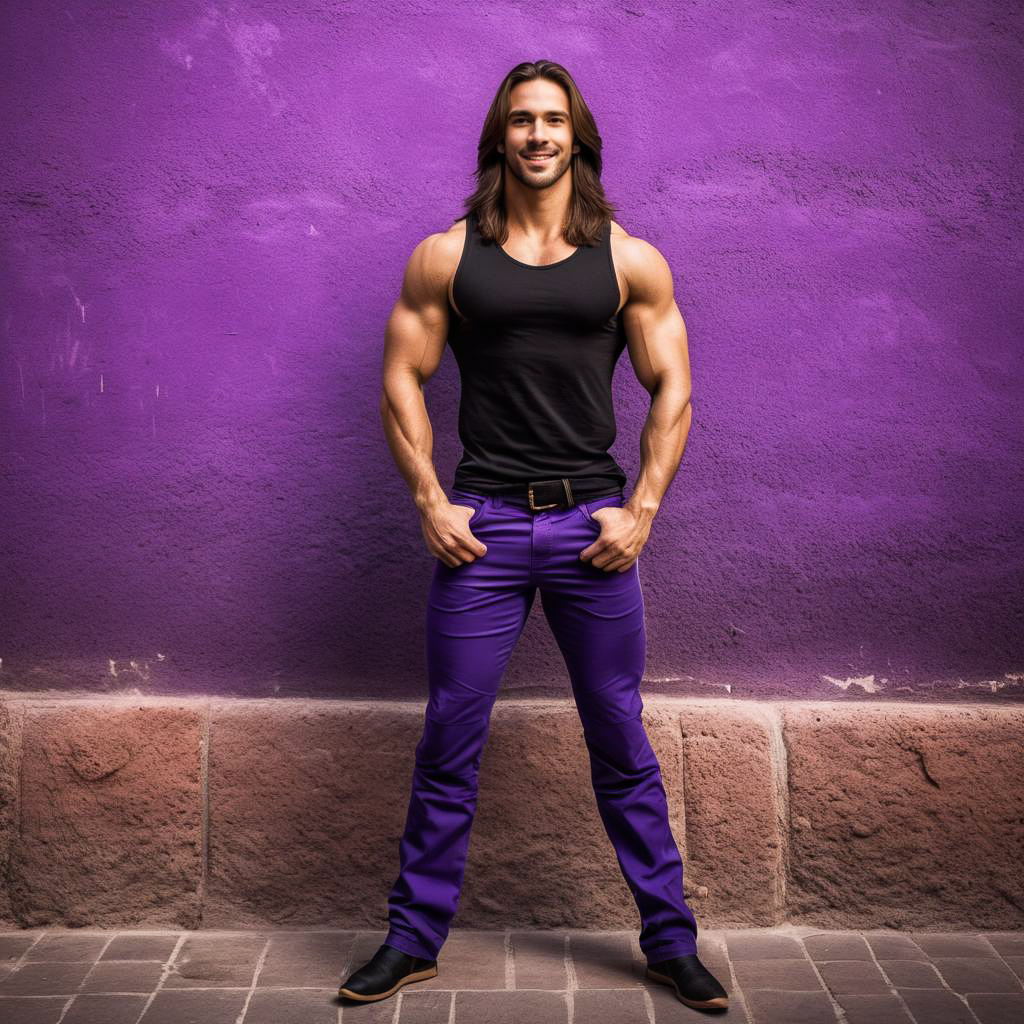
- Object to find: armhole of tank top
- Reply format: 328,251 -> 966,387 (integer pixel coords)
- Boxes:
448,214 -> 471,323
606,220 -> 624,317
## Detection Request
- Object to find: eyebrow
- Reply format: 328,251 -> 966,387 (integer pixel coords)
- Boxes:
507,108 -> 569,119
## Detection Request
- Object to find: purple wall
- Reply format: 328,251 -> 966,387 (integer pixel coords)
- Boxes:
2,1 -> 1022,699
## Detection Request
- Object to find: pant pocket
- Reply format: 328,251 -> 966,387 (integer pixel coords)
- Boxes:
451,491 -> 488,526
578,492 -> 624,523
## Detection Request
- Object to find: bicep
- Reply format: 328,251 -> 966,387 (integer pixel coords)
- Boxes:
382,236 -> 450,387
621,241 -> 690,397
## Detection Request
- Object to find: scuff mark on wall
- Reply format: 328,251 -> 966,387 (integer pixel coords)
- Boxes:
822,674 -> 883,694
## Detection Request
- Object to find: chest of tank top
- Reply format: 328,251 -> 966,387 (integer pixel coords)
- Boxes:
448,211 -> 624,348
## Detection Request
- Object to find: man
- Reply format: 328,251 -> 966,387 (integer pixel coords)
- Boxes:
339,60 -> 728,1013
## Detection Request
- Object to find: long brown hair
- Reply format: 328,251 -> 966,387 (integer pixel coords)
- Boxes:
458,60 -> 618,248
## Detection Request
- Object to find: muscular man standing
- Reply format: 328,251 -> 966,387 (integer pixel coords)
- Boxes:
339,60 -> 728,1013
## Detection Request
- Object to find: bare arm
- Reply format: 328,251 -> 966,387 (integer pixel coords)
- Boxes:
580,235 -> 691,573
380,233 -> 452,514
620,236 -> 693,526
380,225 -> 486,566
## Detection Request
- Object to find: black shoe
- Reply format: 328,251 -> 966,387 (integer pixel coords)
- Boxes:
337,943 -> 438,1002
645,953 -> 729,1011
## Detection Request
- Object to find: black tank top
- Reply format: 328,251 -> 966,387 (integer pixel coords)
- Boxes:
447,210 -> 629,496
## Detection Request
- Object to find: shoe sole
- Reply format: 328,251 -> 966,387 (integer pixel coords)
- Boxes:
338,965 -> 438,1002
645,966 -> 729,1010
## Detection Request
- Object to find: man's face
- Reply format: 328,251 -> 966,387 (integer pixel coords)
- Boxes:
502,78 -> 576,191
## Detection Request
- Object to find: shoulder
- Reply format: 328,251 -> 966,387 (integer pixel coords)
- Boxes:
609,220 -> 674,303
402,218 -> 468,298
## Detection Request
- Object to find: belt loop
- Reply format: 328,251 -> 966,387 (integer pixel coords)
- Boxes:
561,477 -> 575,507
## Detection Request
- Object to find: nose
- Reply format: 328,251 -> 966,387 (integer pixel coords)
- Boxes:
528,121 -> 549,145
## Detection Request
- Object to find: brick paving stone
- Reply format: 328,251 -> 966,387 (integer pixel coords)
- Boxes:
568,929 -> 634,960
339,995 -> 401,1024
243,988 -> 340,1023
879,958 -> 944,988
137,988 -> 249,1023
79,959 -> 164,992
983,933 -> 1024,958
0,996 -> 66,1023
865,932 -> 928,960
265,931 -> 356,961
817,959 -> 890,995
509,930 -> 568,989
454,989 -> 567,1023
258,955 -> 346,989
164,950 -> 261,988
1003,956 -> 1024,980
572,955 -> 641,989
834,992 -> 914,1024
100,933 -> 182,961
911,933 -> 998,958
175,932 -> 269,960
0,960 -> 94,995
573,988 -> 649,1024
803,931 -> 872,961
62,993 -> 151,1024
0,933 -> 44,961
434,930 -> 507,989
732,957 -> 822,991
726,931 -> 806,960
898,988 -> 977,1024
23,933 -> 108,962
569,931 -> 640,989
742,989 -> 838,1022
966,992 -> 1024,1024
931,956 -> 1024,994
395,988 -> 454,1024
3,926 -> 1021,1022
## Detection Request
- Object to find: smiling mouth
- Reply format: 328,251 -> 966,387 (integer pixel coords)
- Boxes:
524,152 -> 555,163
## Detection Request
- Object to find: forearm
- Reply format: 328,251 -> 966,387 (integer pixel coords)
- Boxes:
380,373 -> 448,515
624,381 -> 692,526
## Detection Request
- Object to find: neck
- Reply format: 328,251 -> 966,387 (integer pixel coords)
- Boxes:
502,173 -> 573,238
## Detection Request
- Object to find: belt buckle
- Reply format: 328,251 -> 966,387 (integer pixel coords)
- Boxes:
528,477 -> 575,511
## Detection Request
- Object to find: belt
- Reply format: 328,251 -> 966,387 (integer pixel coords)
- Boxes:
498,477 -> 622,511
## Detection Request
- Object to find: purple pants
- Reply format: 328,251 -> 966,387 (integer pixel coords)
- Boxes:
384,489 -> 699,966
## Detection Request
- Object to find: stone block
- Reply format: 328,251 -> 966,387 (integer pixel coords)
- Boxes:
0,699 -> 21,925
675,700 -> 786,925
677,702 -> 785,926
460,702 -> 688,930
11,702 -> 203,928
204,700 -> 424,926
783,704 -> 1024,929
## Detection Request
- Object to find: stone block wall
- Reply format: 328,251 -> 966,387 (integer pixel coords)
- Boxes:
0,697 -> 1020,933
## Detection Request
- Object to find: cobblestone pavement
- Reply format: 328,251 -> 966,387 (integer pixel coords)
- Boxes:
0,925 -> 1022,1022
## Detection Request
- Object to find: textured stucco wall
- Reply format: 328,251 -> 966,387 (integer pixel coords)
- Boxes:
1,1 -> 1022,698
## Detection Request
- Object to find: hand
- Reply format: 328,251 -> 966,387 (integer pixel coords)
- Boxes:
580,506 -> 650,572
423,499 -> 487,568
